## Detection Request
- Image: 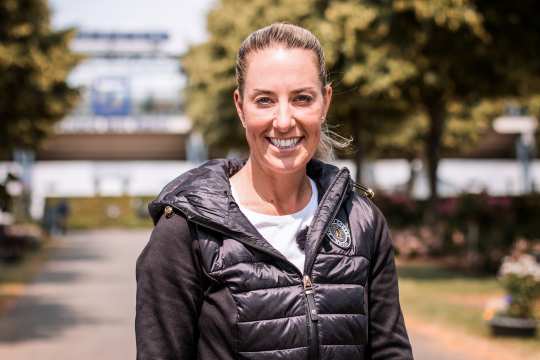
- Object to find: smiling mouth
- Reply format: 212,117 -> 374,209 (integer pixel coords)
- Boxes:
266,136 -> 303,150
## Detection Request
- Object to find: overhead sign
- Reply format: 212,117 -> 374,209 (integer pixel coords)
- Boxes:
72,31 -> 171,57
493,115 -> 538,134
56,115 -> 192,134
91,77 -> 131,116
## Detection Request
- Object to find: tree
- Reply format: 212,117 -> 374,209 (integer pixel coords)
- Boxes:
377,100 -> 502,196
0,0 -> 82,157
347,1 -> 540,203
320,1 -> 507,204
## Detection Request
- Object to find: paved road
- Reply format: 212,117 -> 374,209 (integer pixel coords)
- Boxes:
0,229 -> 146,359
0,229 -> 467,360
410,329 -> 468,360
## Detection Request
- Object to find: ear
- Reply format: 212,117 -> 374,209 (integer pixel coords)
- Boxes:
322,84 -> 333,120
233,89 -> 246,128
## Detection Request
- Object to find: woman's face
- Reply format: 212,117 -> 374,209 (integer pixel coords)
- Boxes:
234,46 -> 332,175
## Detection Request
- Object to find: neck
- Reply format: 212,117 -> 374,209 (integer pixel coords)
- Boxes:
231,157 -> 312,215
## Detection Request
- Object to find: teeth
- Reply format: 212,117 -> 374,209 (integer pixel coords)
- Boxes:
268,137 -> 301,149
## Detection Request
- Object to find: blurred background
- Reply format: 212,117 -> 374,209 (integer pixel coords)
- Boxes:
0,0 -> 539,359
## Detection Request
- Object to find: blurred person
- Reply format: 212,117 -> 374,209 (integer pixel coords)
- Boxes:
56,198 -> 70,235
136,23 -> 413,360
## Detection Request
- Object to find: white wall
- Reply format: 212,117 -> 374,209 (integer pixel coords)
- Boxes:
1,159 -> 539,220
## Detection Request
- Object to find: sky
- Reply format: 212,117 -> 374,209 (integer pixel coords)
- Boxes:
49,0 -> 215,54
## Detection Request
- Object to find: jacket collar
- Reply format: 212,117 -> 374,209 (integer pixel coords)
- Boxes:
149,158 -> 352,269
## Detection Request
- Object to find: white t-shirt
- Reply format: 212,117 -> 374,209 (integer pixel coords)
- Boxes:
230,178 -> 318,272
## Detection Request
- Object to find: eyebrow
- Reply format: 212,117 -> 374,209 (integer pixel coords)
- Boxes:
251,87 -> 317,94
252,89 -> 274,95
292,87 -> 317,93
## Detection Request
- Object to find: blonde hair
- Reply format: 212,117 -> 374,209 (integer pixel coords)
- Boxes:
235,23 -> 351,160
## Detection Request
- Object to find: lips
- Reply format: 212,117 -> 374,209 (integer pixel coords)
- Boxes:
266,137 -> 303,149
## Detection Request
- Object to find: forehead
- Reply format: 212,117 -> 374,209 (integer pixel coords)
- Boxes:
244,47 -> 320,91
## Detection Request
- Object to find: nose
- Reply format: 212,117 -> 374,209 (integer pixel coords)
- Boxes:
273,101 -> 295,133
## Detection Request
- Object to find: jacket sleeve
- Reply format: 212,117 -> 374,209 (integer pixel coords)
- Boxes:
366,204 -> 414,359
135,212 -> 205,359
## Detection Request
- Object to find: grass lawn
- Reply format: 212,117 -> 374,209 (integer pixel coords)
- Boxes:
47,196 -> 154,229
397,261 -> 540,357
0,237 -> 55,314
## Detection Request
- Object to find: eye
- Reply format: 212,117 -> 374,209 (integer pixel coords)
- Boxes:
255,96 -> 273,106
294,94 -> 314,104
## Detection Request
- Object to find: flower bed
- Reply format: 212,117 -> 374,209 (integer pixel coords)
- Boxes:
374,192 -> 540,273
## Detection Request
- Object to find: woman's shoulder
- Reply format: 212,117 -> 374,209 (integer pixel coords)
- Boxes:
137,212 -> 193,272
148,158 -> 242,225
348,185 -> 391,246
349,181 -> 381,214
152,210 -> 191,242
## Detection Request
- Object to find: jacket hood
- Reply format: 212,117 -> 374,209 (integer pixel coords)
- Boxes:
148,158 -> 353,264
149,158 -> 240,225
150,158 -> 349,222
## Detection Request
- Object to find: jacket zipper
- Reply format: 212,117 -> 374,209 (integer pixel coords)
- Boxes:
303,275 -> 319,359
304,168 -> 350,275
302,169 -> 351,360
178,208 -> 323,359
181,212 -> 321,356
167,169 -> 351,360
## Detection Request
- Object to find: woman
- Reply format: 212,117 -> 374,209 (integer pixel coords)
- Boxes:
136,23 -> 413,360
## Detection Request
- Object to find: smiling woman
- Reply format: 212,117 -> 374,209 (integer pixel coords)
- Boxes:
230,45 -> 329,215
136,23 -> 414,360
233,46 -> 329,176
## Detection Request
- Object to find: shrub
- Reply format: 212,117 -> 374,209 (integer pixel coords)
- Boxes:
375,191 -> 540,273
498,252 -> 540,318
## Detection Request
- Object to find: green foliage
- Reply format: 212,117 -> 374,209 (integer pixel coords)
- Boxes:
501,274 -> 540,318
377,99 -> 501,159
499,254 -> 540,319
0,0 -> 82,157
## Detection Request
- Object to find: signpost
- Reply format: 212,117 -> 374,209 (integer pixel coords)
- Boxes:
493,114 -> 538,193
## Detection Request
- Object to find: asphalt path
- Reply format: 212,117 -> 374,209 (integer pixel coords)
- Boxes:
0,229 -> 468,359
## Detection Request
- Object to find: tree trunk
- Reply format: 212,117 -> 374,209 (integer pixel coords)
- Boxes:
424,99 -> 446,206
351,114 -> 364,184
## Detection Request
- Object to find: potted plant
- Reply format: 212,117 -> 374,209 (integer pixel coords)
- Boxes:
486,246 -> 540,337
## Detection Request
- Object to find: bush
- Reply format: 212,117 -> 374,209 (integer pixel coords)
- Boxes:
498,251 -> 540,319
0,223 -> 43,263
375,191 -> 540,273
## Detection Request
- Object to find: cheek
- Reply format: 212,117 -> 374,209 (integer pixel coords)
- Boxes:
297,109 -> 323,135
294,100 -> 325,121
307,125 -> 321,147
244,101 -> 274,121
243,118 -> 270,146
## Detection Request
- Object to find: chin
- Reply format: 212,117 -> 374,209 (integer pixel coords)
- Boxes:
260,152 -> 312,175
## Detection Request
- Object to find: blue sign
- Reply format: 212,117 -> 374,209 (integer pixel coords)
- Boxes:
91,77 -> 131,116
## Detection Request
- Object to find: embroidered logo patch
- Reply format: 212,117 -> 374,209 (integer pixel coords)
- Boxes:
326,219 -> 351,249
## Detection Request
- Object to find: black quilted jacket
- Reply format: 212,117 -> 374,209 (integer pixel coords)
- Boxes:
135,158 -> 413,360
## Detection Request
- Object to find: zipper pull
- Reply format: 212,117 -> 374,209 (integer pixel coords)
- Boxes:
352,182 -> 375,198
303,275 -> 318,322
303,275 -> 312,289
